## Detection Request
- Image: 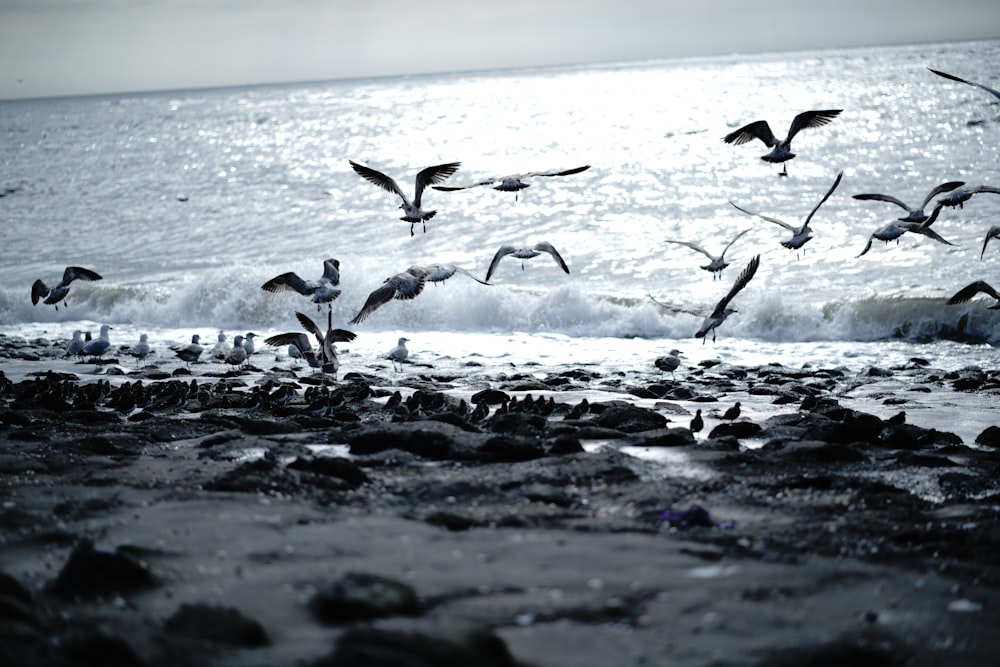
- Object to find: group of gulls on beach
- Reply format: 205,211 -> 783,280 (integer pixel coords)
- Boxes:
29,66 -> 1000,379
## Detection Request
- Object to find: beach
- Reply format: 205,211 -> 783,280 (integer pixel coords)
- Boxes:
1,332 -> 999,666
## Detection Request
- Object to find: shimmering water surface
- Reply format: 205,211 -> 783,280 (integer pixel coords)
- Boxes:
2,39 -> 999,379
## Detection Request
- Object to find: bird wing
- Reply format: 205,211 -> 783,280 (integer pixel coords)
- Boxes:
928,68 -> 1000,100
852,192 -> 910,211
264,332 -> 319,364
30,279 -> 49,305
648,294 -> 704,317
261,272 -> 314,295
349,160 -> 407,201
294,311 -> 323,342
413,162 -> 461,205
911,225 -> 955,246
664,239 -> 714,260
62,266 -> 102,286
329,329 -> 357,343
321,258 -> 341,285
485,246 -> 517,282
921,181 -> 965,209
723,120 -> 777,147
981,226 -> 1000,259
432,177 -> 500,192
721,228 -> 754,257
712,254 -> 760,315
729,201 -> 795,231
802,170 -> 844,228
534,242 -> 570,273
947,280 -> 1000,305
856,236 -> 875,258
349,274 -> 425,324
786,109 -> 842,141
521,165 -> 592,179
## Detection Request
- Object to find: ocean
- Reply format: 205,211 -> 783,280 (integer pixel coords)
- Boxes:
1,38 -> 998,417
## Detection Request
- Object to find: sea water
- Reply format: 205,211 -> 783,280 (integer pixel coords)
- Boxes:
1,39 -> 998,413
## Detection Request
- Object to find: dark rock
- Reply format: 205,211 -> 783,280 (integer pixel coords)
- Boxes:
881,424 -> 963,450
308,572 -> 420,625
165,603 -> 269,647
708,421 -> 763,440
286,456 -> 370,487
637,427 -> 697,447
314,626 -> 517,667
471,388 -> 509,405
424,511 -> 484,531
475,437 -> 545,463
349,424 -> 457,459
487,411 -> 547,436
49,540 -> 158,599
592,404 -> 667,433
545,435 -> 584,455
975,425 -> 1000,448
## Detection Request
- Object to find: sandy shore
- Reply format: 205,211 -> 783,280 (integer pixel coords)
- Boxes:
1,333 -> 999,666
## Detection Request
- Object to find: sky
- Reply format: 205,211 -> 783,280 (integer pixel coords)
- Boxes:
1,0 -> 998,100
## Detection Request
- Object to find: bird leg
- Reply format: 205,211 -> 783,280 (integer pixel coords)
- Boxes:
409,223 -> 415,237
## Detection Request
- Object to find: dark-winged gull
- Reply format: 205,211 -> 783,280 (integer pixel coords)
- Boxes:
695,254 -> 760,343
723,109 -> 842,176
349,160 -> 461,236
172,334 -> 204,366
261,258 -> 342,310
265,311 -> 356,380
936,184 -> 1000,210
730,170 -> 843,255
654,349 -> 682,378
31,266 -> 102,310
852,180 -> 965,223
946,281 -> 1000,310
485,242 -> 570,282
981,226 -> 1000,260
80,324 -> 112,359
928,68 -> 1000,110
433,165 -> 591,201
856,203 -> 954,258
349,263 -> 487,324
224,335 -> 247,368
665,228 -> 753,280
387,337 -> 410,371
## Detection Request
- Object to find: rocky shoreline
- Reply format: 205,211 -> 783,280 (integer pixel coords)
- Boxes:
1,332 -> 999,666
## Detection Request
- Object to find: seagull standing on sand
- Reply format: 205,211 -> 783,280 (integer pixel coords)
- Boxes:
80,324 -> 112,359
349,263 -> 487,324
261,258 -> 342,310
654,349 -> 682,378
665,228 -> 753,280
852,180 -> 965,223
224,336 -> 247,369
855,203 -> 954,258
65,330 -> 85,358
947,281 -> 1000,310
485,242 -> 570,282
130,333 -> 151,365
730,171 -> 843,256
349,160 -> 461,236
210,332 -> 231,360
723,109 -> 842,176
433,165 -> 591,201
265,311 -> 356,380
695,254 -> 760,344
31,266 -> 103,310
980,226 -> 1000,260
242,333 -> 258,360
387,337 -> 410,371
172,334 -> 204,366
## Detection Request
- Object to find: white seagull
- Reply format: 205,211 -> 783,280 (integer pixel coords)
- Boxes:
852,180 -> 965,223
665,228 -> 753,280
31,266 -> 103,310
695,254 -> 760,344
856,203 -> 954,258
80,324 -> 112,358
433,165 -> 591,201
723,109 -> 842,176
349,264 -> 487,324
349,160 -> 461,235
210,332 -> 231,360
261,258 -> 342,310
485,242 -> 570,282
387,337 -> 410,371
947,281 -> 1000,310
730,170 -> 843,255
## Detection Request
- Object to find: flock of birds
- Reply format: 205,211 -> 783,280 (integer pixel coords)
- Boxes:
27,66 -> 1000,381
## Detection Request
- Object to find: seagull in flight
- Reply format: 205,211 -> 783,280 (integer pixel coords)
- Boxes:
265,311 -> 356,379
935,184 -> 1000,210
723,109 -> 842,176
730,170 -> 843,255
980,226 -> 1000,260
485,242 -> 570,282
852,180 -> 965,223
350,263 -> 486,324
665,228 -> 753,280
433,165 -> 591,201
856,203 -> 955,258
928,68 -> 1000,116
261,258 -> 342,310
31,266 -> 102,310
695,254 -> 760,343
349,160 -> 460,235
947,281 -> 1000,310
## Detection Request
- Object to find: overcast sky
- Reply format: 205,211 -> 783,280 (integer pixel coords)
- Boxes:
1,0 -> 997,100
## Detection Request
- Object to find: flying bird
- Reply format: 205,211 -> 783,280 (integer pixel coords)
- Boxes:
855,203 -> 954,258
852,180 -> 965,223
665,228 -> 753,280
485,242 -> 570,282
730,170 -> 843,254
433,165 -> 591,201
261,258 -> 342,310
265,311 -> 356,379
695,254 -> 760,343
349,263 -> 487,324
935,184 -> 1000,210
31,266 -> 103,310
946,281 -> 1000,310
928,68 -> 1000,108
723,109 -> 842,176
980,226 -> 1000,260
349,159 -> 460,235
